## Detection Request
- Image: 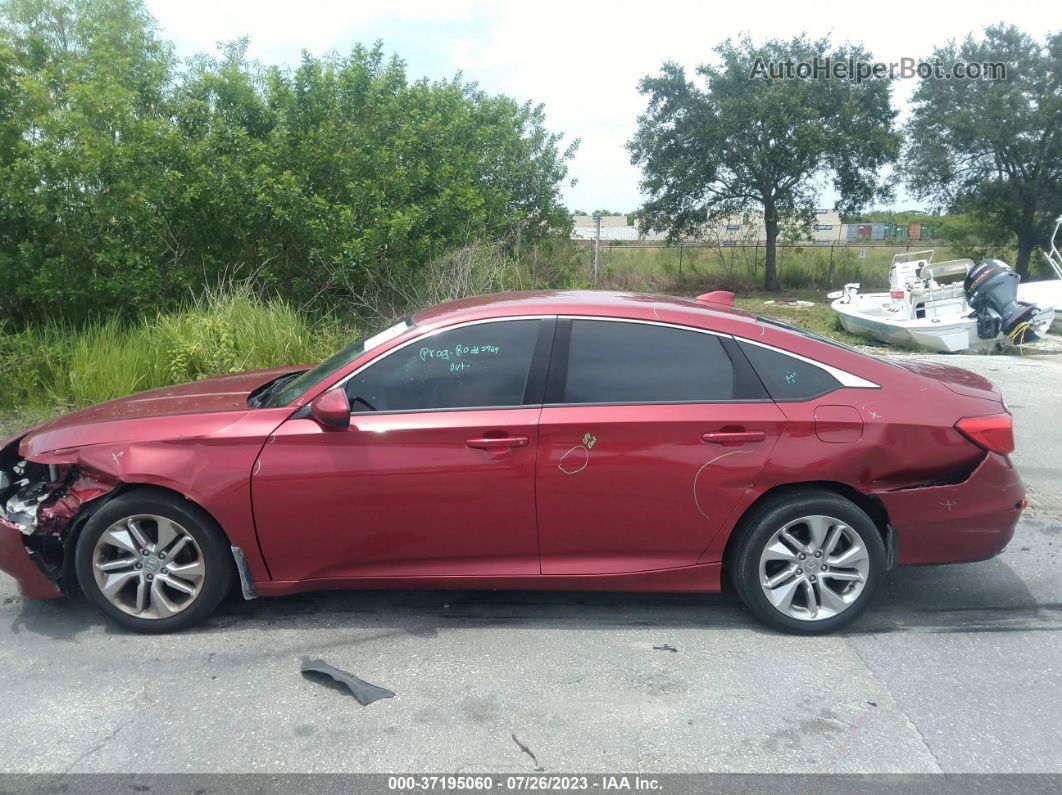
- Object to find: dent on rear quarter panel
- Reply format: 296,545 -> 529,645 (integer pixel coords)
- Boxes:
876,452 -> 1025,565
698,373 -> 996,567
768,389 -> 986,489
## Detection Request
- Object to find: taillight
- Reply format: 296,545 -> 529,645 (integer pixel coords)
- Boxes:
955,414 -> 1014,455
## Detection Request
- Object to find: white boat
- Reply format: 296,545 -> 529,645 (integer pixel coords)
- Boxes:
1015,214 -> 1062,333
829,250 -> 1055,353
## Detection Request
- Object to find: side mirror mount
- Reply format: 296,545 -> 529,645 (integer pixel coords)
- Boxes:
309,387 -> 351,430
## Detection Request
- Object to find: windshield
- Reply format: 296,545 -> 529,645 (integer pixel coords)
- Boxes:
261,318 -> 411,408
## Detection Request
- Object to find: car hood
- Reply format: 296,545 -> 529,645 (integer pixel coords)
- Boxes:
5,367 -> 304,457
893,360 -> 1003,404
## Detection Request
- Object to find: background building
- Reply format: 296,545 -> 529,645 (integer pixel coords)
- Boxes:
571,210 -> 937,244
571,215 -> 642,241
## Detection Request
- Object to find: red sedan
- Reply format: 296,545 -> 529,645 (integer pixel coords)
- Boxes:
0,291 -> 1024,634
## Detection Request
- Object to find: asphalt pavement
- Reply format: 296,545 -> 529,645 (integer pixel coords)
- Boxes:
0,351 -> 1060,775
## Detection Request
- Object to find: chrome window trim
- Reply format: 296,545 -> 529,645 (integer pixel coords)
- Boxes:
737,336 -> 880,389
318,313 -> 878,412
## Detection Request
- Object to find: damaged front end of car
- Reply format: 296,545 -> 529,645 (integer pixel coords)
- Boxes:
0,437 -> 119,598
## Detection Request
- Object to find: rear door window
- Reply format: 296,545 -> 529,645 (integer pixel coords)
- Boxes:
553,320 -> 734,404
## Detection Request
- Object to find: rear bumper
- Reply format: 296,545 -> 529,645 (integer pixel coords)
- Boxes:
0,521 -> 63,600
879,453 -> 1024,566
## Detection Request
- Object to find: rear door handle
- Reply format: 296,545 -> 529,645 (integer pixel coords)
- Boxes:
466,436 -> 529,450
702,431 -> 766,444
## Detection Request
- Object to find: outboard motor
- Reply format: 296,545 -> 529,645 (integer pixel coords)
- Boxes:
964,259 -> 1041,342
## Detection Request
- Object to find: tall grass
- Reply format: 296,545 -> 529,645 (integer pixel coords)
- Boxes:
594,242 -> 981,293
0,242 -> 582,413
356,240 -> 588,324
0,286 -> 353,411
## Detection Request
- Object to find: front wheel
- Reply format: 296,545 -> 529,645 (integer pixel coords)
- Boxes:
730,491 -> 886,635
74,491 -> 233,633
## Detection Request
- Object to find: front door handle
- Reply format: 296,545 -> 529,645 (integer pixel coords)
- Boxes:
702,431 -> 766,444
466,436 -> 529,450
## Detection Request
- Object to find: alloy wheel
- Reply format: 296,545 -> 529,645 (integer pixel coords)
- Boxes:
758,514 -> 870,621
90,514 -> 206,619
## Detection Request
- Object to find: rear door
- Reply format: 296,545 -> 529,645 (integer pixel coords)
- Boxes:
535,318 -> 787,574
253,317 -> 554,582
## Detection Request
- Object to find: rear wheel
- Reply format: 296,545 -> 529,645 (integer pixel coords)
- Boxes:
730,491 -> 886,634
74,491 -> 233,633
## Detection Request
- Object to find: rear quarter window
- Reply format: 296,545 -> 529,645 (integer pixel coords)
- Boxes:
737,341 -> 841,401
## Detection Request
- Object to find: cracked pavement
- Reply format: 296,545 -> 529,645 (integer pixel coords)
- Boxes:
0,352 -> 1060,773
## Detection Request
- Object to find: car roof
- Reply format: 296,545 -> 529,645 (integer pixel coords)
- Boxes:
412,290 -> 758,334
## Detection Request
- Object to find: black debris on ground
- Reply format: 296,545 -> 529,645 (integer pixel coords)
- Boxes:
511,732 -> 543,771
299,657 -> 396,706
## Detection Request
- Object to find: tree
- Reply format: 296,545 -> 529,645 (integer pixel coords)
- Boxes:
172,41 -> 577,306
0,0 -> 182,323
0,1 -> 577,325
629,35 -> 900,290
935,211 -> 1016,264
904,25 -> 1062,278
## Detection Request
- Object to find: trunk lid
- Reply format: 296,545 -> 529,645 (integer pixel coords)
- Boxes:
893,360 -> 1004,404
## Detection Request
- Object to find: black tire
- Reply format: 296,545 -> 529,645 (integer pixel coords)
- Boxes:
730,489 -> 886,635
74,490 -> 233,633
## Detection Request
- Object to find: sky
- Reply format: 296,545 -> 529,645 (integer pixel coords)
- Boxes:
145,0 -> 1052,215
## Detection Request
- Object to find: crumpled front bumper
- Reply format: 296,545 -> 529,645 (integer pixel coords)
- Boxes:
879,451 -> 1025,566
0,521 -> 62,599
1,433 -> 119,600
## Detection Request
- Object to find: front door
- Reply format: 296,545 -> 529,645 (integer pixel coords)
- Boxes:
535,318 -> 786,574
253,318 -> 552,582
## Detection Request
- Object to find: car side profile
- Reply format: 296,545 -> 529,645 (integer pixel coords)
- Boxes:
0,290 -> 1025,634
